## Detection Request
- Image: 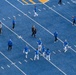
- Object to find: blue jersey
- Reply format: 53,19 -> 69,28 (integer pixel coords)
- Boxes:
37,40 -> 42,45
35,50 -> 39,55
64,41 -> 68,47
54,32 -> 58,37
42,46 -> 46,52
72,16 -> 76,20
74,17 -> 76,21
24,46 -> 29,52
12,19 -> 16,25
46,49 -> 50,55
34,6 -> 36,12
8,40 -> 12,46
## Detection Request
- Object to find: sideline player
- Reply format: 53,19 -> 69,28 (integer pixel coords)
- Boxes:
34,5 -> 38,17
0,21 -> 2,34
23,45 -> 30,58
37,38 -> 42,51
8,39 -> 13,50
34,48 -> 39,60
54,32 -> 58,42
63,40 -> 68,52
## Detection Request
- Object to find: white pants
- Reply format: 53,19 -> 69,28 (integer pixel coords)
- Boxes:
46,55 -> 50,60
34,55 -> 39,60
23,50 -> 28,58
34,12 -> 38,17
43,52 -> 45,56
38,45 -> 42,51
25,52 -> 28,58
64,46 -> 68,52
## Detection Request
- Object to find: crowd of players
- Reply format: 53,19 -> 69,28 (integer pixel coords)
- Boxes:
0,2 -> 76,61
0,19 -> 70,61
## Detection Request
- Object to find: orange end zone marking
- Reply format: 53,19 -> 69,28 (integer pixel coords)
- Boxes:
22,0 -> 28,4
39,0 -> 49,4
29,0 -> 36,4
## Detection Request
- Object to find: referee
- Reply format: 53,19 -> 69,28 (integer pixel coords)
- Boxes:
31,25 -> 37,37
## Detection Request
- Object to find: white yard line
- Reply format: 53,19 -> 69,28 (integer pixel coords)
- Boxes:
17,0 -> 25,5
28,11 -> 31,14
7,64 -> 10,68
18,14 -> 21,16
71,0 -> 76,4
43,8 -> 46,10
24,60 -> 27,63
18,61 -> 22,64
30,58 -> 33,61
3,18 -> 5,20
38,9 -> 41,11
67,2 -> 70,4
53,5 -> 56,8
43,4 -> 72,24
63,3 -> 65,5
8,17 -> 11,19
1,66 -> 4,70
58,50 -> 61,53
53,51 -> 56,54
0,51 -> 26,75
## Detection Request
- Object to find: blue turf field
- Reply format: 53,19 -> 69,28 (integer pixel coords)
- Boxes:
0,0 -> 76,75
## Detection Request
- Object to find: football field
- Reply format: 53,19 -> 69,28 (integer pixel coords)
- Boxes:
0,0 -> 76,75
